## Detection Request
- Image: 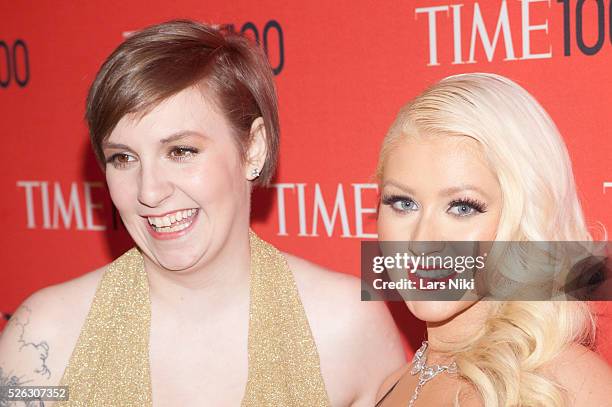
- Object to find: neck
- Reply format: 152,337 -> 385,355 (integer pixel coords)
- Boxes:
143,222 -> 252,310
424,300 -> 496,364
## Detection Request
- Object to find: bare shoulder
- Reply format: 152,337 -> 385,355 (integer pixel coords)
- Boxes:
284,252 -> 396,333
284,253 -> 365,335
284,253 -> 406,406
549,343 -> 612,405
284,252 -> 360,301
0,266 -> 105,387
375,363 -> 410,401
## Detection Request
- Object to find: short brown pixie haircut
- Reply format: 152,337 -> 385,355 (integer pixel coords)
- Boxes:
86,19 -> 279,186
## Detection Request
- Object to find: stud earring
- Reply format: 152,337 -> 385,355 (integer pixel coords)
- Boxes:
251,168 -> 260,179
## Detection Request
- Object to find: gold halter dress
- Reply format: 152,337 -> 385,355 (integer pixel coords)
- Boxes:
58,231 -> 331,406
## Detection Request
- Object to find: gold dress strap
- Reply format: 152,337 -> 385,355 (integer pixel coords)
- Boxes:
58,248 -> 151,406
58,230 -> 330,406
243,231 -> 330,406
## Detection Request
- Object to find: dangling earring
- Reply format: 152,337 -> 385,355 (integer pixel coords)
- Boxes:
251,168 -> 260,179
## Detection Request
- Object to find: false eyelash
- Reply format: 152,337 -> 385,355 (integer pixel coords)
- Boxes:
448,197 -> 488,213
381,194 -> 414,206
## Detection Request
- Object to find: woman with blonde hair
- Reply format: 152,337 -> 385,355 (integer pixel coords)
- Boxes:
374,73 -> 611,406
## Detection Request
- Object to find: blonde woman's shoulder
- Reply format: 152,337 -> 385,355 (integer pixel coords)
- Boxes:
283,252 -> 406,407
0,266 -> 105,387
375,363 -> 410,401
550,343 -> 612,405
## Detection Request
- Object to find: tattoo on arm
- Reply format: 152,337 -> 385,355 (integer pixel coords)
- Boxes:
12,307 -> 51,379
0,367 -> 45,406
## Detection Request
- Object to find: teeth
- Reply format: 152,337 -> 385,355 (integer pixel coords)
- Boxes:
153,221 -> 191,233
147,209 -> 198,232
415,268 -> 455,279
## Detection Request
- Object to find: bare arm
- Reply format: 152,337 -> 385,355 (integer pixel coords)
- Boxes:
552,343 -> 612,406
348,300 -> 406,407
0,297 -> 58,407
0,270 -> 100,407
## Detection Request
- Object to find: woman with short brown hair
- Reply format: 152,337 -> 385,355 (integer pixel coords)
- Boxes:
0,20 -> 404,406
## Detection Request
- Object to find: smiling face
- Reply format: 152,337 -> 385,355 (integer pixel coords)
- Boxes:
103,86 -> 254,272
377,134 -> 503,322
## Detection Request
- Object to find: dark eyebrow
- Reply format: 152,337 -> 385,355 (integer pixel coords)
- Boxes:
102,131 -> 207,151
101,142 -> 134,152
160,131 -> 207,144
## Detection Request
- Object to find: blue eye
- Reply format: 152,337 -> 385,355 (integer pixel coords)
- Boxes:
447,198 -> 487,217
394,200 -> 417,212
448,204 -> 475,216
382,195 -> 418,213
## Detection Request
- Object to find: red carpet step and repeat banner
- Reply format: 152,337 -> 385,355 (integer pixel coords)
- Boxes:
1,1 -> 611,357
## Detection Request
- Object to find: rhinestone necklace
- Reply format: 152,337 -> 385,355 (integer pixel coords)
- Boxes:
408,341 -> 458,407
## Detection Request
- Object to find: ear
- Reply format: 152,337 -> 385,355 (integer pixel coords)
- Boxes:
245,117 -> 267,181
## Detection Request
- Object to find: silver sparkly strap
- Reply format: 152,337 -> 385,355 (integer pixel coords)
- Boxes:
408,341 -> 457,407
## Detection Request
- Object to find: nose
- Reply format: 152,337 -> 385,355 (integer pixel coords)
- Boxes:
137,161 -> 174,208
408,211 -> 445,255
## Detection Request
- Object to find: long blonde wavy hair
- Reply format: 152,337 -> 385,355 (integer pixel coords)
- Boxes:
377,73 -> 598,406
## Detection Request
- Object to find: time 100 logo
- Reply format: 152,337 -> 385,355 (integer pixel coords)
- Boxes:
0,39 -> 29,88
558,0 -> 612,56
224,20 -> 284,75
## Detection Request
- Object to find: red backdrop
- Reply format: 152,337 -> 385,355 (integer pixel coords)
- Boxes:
1,0 -> 611,359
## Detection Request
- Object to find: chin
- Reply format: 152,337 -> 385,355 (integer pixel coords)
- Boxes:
406,300 -> 478,323
138,235 -> 213,273
155,253 -> 202,272
131,213 -> 217,272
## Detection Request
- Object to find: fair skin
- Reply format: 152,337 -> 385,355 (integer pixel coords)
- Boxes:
375,134 -> 612,406
0,87 -> 405,406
